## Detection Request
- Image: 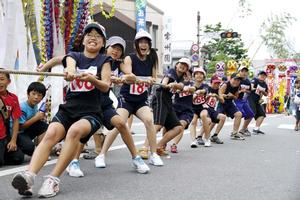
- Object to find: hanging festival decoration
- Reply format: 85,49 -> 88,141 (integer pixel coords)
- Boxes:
276,64 -> 287,112
99,0 -> 116,19
63,0 -> 73,53
240,59 -> 250,68
226,60 -> 238,76
53,0 -> 60,44
89,0 -> 94,19
288,65 -> 298,97
74,1 -> 90,48
21,0 -> 41,65
67,0 -> 79,52
265,64 -> 276,113
40,0 -> 54,63
215,61 -> 225,78
240,59 -> 254,77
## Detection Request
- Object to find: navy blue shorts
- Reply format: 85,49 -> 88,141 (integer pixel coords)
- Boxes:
117,95 -> 148,115
235,99 -> 254,119
248,98 -> 266,120
102,104 -> 118,130
152,95 -> 181,131
296,109 -> 300,120
175,109 -> 194,129
21,120 -> 48,139
193,107 -> 204,118
52,110 -> 102,144
206,107 -> 220,123
217,101 -> 239,119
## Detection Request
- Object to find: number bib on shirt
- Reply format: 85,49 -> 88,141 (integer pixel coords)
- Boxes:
130,82 -> 149,95
129,76 -> 151,95
193,95 -> 206,105
206,96 -> 217,108
70,66 -> 97,92
255,84 -> 265,95
240,84 -> 250,100
179,91 -> 192,98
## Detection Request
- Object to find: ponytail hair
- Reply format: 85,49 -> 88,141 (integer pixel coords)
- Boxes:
147,48 -> 158,70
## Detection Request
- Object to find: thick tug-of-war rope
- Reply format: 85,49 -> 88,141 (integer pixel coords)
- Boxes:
0,69 -> 165,86
0,69 -> 66,77
0,69 -> 216,97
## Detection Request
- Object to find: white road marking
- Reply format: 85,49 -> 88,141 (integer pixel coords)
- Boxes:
0,130 -> 192,177
277,124 -> 295,130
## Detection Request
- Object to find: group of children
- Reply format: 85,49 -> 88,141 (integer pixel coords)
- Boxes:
0,21 -> 295,198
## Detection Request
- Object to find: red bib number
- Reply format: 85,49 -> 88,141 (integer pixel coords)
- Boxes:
70,79 -> 95,92
206,97 -> 217,108
179,91 -> 191,98
130,83 -> 148,95
69,66 -> 97,92
193,95 -> 206,105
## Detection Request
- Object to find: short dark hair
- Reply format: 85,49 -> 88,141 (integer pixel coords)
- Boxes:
0,68 -> 10,80
27,82 -> 46,97
295,79 -> 300,84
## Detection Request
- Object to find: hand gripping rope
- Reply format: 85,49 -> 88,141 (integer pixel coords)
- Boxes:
0,69 -> 212,95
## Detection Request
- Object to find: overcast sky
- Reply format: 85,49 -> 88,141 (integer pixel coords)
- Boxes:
148,0 -> 300,60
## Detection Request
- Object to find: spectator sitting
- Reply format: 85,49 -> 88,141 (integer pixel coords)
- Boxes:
0,69 -> 24,167
17,82 -> 48,157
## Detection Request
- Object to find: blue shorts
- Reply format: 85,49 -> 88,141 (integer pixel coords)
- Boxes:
296,109 -> 300,120
217,101 -> 239,119
117,95 -> 148,115
235,99 -> 254,119
175,109 -> 194,129
206,107 -> 220,123
193,106 -> 204,118
52,110 -> 102,144
152,94 -> 181,131
102,104 -> 118,130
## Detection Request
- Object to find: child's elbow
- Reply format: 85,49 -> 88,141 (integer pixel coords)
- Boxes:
102,83 -> 110,93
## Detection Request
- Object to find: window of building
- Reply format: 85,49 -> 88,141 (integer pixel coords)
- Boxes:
146,21 -> 151,33
152,25 -> 158,49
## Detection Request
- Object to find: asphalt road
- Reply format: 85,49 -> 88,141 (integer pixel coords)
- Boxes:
0,114 -> 299,200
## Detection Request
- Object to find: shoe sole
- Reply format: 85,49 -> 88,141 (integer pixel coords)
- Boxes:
11,175 -> 32,197
132,165 -> 150,174
95,165 -> 106,168
190,144 -> 198,148
68,172 -> 84,178
149,161 -> 164,166
239,132 -> 251,137
231,137 -> 245,140
211,140 -> 224,144
38,192 -> 57,198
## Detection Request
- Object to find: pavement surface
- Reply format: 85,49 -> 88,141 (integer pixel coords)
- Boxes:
0,114 -> 299,200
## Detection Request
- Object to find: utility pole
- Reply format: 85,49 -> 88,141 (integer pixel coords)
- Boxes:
197,11 -> 202,68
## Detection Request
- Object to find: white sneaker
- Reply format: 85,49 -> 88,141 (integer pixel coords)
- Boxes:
11,171 -> 35,197
149,153 -> 164,166
203,137 -> 211,147
132,155 -> 150,174
38,175 -> 60,198
66,159 -> 84,177
190,140 -> 198,148
95,154 -> 106,168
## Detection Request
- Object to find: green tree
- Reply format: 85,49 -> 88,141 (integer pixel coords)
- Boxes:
202,22 -> 248,77
260,12 -> 296,59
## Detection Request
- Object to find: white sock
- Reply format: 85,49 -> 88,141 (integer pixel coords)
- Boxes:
254,126 -> 259,131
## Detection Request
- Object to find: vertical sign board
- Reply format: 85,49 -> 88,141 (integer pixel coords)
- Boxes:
136,0 -> 147,32
163,16 -> 172,66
